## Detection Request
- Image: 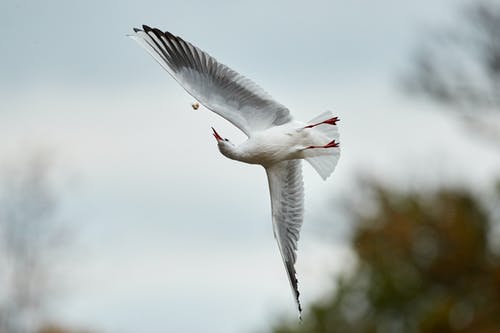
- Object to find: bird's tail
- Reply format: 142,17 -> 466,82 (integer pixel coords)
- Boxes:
303,111 -> 340,180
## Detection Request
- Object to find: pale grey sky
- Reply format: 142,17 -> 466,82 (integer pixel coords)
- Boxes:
2,0 -> 499,332
1,0 -> 461,86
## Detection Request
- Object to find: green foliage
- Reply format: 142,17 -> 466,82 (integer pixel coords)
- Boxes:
270,184 -> 500,333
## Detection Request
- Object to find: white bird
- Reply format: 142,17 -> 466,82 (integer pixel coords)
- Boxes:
129,25 -> 340,319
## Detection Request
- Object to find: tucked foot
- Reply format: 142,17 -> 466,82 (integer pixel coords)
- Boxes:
304,139 -> 340,149
304,117 -> 339,129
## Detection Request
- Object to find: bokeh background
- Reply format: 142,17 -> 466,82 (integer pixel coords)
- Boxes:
1,0 -> 499,332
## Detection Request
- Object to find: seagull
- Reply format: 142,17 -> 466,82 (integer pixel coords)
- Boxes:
129,25 -> 340,319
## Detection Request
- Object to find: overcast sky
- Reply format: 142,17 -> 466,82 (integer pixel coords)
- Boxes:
2,1 -> 500,332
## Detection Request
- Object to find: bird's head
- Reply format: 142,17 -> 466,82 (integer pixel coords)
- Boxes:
211,127 -> 236,157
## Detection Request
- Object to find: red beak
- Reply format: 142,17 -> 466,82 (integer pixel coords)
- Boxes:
212,127 -> 223,141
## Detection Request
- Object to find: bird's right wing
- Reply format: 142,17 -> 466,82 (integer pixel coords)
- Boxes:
129,26 -> 292,137
266,160 -> 304,318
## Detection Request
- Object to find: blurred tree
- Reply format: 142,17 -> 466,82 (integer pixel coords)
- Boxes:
0,153 -> 68,333
403,0 -> 500,144
269,182 -> 500,333
37,323 -> 93,333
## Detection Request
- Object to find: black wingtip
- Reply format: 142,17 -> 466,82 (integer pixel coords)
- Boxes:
152,27 -> 166,38
164,30 -> 175,39
286,260 -> 302,319
135,25 -> 179,43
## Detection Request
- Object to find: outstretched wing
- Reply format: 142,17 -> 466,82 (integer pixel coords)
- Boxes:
266,160 -> 304,318
129,25 -> 292,137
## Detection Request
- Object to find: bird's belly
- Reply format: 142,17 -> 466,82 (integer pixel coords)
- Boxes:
240,148 -> 289,165
238,135 -> 302,166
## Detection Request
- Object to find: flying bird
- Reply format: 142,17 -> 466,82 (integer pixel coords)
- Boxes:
129,25 -> 340,319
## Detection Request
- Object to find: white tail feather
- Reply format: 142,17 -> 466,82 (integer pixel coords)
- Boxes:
306,153 -> 340,180
307,111 -> 339,139
304,111 -> 340,180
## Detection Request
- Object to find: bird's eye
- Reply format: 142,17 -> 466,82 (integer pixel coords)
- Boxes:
224,138 -> 229,142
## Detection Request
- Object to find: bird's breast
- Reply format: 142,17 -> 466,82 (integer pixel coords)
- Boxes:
235,129 -> 304,166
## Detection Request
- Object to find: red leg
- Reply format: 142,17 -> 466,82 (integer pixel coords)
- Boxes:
304,117 -> 339,129
305,139 -> 340,149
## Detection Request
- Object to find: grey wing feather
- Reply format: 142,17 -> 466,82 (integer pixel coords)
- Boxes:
266,160 -> 304,318
130,25 -> 292,136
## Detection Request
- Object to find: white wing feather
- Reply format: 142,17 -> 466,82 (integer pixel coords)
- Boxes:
129,26 -> 292,137
266,160 -> 304,318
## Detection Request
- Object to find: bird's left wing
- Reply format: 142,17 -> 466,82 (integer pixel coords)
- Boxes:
266,160 -> 304,318
129,26 -> 292,137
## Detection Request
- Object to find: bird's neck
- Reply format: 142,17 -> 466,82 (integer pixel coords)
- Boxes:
218,144 -> 243,162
